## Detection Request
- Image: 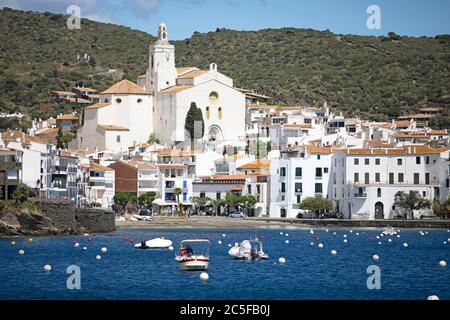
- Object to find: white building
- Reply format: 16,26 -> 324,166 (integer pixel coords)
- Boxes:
85,162 -> 115,209
333,146 -> 449,219
75,80 -> 153,153
143,23 -> 246,146
269,145 -> 333,218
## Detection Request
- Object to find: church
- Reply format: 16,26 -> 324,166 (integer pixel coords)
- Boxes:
139,23 -> 246,146
75,23 -> 246,152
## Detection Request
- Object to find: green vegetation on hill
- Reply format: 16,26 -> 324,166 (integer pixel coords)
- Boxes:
1,8 -> 449,129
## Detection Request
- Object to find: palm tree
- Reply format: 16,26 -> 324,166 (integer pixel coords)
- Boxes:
174,188 -> 183,216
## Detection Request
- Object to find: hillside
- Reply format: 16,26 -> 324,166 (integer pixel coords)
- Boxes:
1,8 -> 450,128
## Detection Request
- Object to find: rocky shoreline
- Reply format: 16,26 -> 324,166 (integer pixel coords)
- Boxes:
0,200 -> 115,237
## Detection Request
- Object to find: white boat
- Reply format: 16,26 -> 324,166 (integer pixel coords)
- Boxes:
175,239 -> 210,271
228,239 -> 269,260
382,226 -> 397,236
134,237 -> 173,249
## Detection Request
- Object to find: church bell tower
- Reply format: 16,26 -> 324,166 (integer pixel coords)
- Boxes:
146,23 -> 178,95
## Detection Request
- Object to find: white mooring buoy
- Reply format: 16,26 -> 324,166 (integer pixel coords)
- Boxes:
278,257 -> 286,264
200,272 -> 209,281
44,264 -> 52,272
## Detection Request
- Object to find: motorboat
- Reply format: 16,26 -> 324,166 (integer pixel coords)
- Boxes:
134,237 -> 172,249
382,226 -> 397,236
175,239 -> 210,271
228,239 -> 269,260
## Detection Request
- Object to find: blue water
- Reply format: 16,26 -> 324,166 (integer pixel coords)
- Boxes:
0,227 -> 449,300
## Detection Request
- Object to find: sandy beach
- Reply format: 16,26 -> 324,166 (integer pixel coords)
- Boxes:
115,216 -> 450,230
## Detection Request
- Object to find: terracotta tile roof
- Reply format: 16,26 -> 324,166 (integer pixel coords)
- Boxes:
73,86 -> 97,92
158,149 -> 199,157
52,90 -> 76,96
177,70 -> 208,79
57,114 -> 79,121
36,128 -> 58,135
394,133 -> 429,139
211,175 -> 248,181
339,146 -> 449,155
283,124 -> 312,129
2,130 -> 48,145
90,162 -> 114,172
306,145 -> 333,154
98,125 -> 129,131
231,186 -> 244,191
85,102 -> 111,110
366,140 -> 394,148
176,67 -> 197,76
102,80 -> 148,95
159,85 -> 193,93
394,120 -> 411,127
238,159 -> 271,170
428,130 -> 448,135
398,114 -> 434,120
111,160 -> 155,171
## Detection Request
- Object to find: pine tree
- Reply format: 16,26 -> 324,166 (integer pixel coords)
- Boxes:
184,102 -> 204,141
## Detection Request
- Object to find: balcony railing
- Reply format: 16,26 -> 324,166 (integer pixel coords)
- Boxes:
354,193 -> 367,198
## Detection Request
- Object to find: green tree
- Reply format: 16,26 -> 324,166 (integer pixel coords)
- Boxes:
208,198 -> 223,216
433,198 -> 450,219
147,133 -> 160,145
138,192 -> 156,208
225,193 -> 241,213
238,195 -> 257,216
299,196 -> 333,218
394,191 -> 432,220
13,183 -> 32,205
114,192 -> 132,213
191,196 -> 209,214
184,102 -> 204,142
56,127 -> 74,149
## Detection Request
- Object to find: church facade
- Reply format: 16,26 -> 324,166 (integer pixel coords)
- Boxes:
76,23 -> 245,152
140,23 -> 246,146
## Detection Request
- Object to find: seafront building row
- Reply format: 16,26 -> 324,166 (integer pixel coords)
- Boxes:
1,23 -> 449,220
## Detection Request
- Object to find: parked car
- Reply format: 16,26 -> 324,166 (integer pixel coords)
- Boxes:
227,211 -> 246,218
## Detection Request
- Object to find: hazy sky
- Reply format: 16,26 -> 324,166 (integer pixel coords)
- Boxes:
1,0 -> 450,39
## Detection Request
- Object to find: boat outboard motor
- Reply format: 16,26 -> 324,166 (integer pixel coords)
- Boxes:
141,240 -> 147,249
251,247 -> 258,260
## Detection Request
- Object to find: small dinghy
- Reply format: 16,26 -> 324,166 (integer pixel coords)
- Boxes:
135,237 -> 172,249
228,239 -> 269,261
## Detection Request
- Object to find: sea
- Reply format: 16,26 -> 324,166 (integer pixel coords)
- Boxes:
0,227 -> 449,300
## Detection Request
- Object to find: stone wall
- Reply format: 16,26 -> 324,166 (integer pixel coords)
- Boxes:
0,199 -> 115,236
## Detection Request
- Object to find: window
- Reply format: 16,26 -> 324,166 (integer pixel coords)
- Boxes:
375,173 -> 380,182
315,183 -> 323,194
280,209 -> 286,218
398,173 -> 404,183
216,193 -> 221,200
324,168 -> 329,174
375,158 -> 380,165
200,192 -> 206,198
365,158 -> 369,165
316,168 -> 323,178
377,188 -> 382,198
416,157 -> 421,165
295,167 -> 302,177
317,155 -> 321,160
116,98 -> 122,103
414,173 -> 420,184
365,173 -> 369,184
116,135 -> 121,143
425,173 -> 430,185
426,156 -> 430,165
137,99 -> 142,103
354,173 -> 359,183
397,159 -> 402,166
389,173 -> 394,184
447,179 -> 450,188
295,183 -> 302,193
296,195 -> 301,204
423,191 -> 426,197
209,92 -> 219,102
280,167 -> 286,177
218,107 -> 222,120
206,107 -> 210,120
281,183 -> 286,193
183,180 -> 187,188
354,158 -> 359,165
183,193 -> 187,202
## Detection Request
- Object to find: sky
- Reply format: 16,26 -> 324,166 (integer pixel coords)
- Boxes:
1,0 -> 449,39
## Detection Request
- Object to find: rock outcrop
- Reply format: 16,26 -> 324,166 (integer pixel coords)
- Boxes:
0,200 -> 115,236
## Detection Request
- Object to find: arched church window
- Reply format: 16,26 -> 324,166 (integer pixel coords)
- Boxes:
218,107 -> 222,120
116,98 -> 122,103
377,188 -> 382,198
209,92 -> 219,103
206,107 -> 210,120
